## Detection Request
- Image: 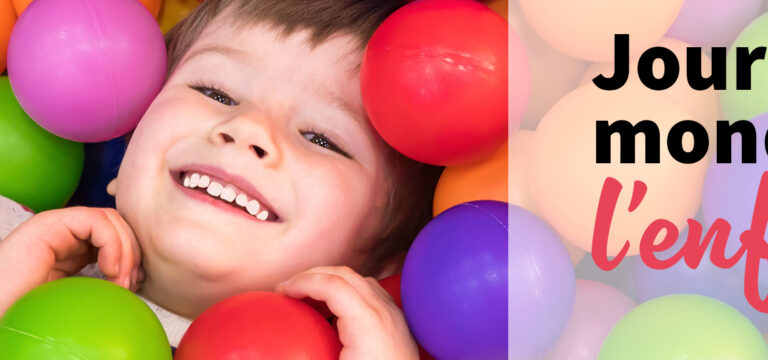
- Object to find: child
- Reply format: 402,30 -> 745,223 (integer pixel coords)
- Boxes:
0,0 -> 442,355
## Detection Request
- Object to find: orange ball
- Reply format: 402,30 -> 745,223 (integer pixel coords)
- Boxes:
433,141 -> 508,217
0,0 -> 14,73
11,0 -> 29,16
519,0 -> 683,62
140,0 -> 162,18
529,84 -> 706,257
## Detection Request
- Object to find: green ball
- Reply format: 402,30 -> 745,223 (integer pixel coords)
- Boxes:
0,277 -> 172,359
598,294 -> 768,360
0,76 -> 83,212
722,14 -> 768,122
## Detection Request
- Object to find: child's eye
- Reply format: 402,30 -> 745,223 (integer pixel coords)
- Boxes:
301,131 -> 352,159
190,84 -> 238,106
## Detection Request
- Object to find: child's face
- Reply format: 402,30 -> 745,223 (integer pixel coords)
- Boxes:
116,17 -> 390,315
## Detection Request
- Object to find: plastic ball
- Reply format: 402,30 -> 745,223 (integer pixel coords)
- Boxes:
0,277 -> 172,359
0,0 -> 14,73
722,14 -> 768,122
361,0 -> 520,166
140,0 -> 162,17
632,226 -> 768,332
529,84 -> 707,256
509,1 -> 588,130
402,201 -> 574,359
7,0 -> 166,143
666,0 -> 762,48
175,292 -> 341,360
0,76 -> 83,212
10,0 -> 29,15
67,137 -> 127,208
544,280 -> 635,360
598,295 -> 768,359
433,141 -> 508,217
520,0 -> 683,62
158,0 -> 201,34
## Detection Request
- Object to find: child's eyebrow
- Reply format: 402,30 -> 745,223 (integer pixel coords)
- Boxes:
183,44 -> 259,69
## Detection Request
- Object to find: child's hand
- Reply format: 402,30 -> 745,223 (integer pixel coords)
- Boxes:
275,266 -> 419,360
0,207 -> 142,315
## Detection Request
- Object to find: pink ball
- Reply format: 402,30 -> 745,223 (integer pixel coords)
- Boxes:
7,0 -> 166,143
544,280 -> 636,360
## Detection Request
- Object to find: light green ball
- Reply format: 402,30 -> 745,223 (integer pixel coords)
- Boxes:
0,277 -> 172,359
0,76 -> 83,212
722,14 -> 768,122
598,294 -> 768,360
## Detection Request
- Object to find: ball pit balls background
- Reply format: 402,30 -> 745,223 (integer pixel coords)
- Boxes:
4,0 -> 768,359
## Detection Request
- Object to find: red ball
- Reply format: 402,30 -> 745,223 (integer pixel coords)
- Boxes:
378,275 -> 435,360
174,292 -> 341,360
361,0 -> 524,166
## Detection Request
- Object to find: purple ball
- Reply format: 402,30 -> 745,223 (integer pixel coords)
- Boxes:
666,0 -> 762,47
7,0 -> 166,143
401,201 -> 575,360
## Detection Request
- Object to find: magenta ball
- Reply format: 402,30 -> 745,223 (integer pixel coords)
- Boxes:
544,280 -> 635,360
7,0 -> 166,143
666,0 -> 763,47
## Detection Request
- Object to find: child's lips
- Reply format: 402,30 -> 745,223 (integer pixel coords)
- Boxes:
168,166 -> 282,223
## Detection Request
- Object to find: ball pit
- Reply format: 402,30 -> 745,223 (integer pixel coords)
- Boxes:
175,292 -> 341,360
598,295 -> 768,359
7,0 -> 166,143
361,0 -> 518,166
0,76 -> 83,212
0,277 -> 171,359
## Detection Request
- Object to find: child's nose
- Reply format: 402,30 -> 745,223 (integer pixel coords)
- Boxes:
208,113 -> 282,168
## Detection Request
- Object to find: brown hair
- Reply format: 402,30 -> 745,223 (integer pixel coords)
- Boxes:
164,0 -> 443,276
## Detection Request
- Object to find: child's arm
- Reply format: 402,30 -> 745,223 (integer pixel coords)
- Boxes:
0,207 -> 141,315
276,266 -> 420,360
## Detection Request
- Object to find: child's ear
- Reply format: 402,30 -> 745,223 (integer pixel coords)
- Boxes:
106,178 -> 117,197
374,252 -> 407,279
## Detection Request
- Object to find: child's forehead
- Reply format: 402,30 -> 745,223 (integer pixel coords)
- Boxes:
191,16 -> 363,70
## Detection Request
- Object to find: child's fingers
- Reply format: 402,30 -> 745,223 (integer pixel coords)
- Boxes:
277,271 -> 377,325
282,266 -> 387,312
101,208 -> 141,289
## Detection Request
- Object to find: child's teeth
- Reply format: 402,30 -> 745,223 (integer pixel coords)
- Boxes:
199,175 -> 211,188
181,172 -> 274,221
190,173 -> 200,187
246,200 -> 260,215
220,187 -> 236,202
207,182 -> 223,197
235,193 -> 248,207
